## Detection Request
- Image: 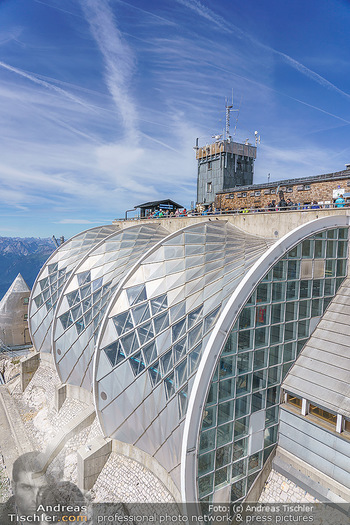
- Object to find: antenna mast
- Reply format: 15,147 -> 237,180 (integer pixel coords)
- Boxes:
225,98 -> 233,140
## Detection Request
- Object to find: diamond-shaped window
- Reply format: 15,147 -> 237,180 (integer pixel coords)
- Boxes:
39,277 -> 49,291
67,290 -> 80,308
75,317 -> 85,335
164,373 -> 175,400
92,277 -> 103,292
103,341 -> 125,367
142,341 -> 157,365
84,310 -> 92,326
204,305 -> 221,333
160,350 -> 173,375
188,305 -> 203,330
132,303 -> 150,326
129,352 -> 146,377
48,263 -> 58,275
173,336 -> 187,363
77,271 -> 91,286
126,285 -> 147,306
175,359 -> 188,388
172,318 -> 186,343
34,294 -> 43,308
153,311 -> 169,334
138,321 -> 154,345
120,331 -> 139,356
188,323 -> 203,350
178,384 -> 188,418
148,360 -> 162,386
71,304 -> 82,321
189,342 -> 202,374
59,311 -> 73,330
112,311 -> 134,336
80,284 -> 91,300
150,294 -> 168,316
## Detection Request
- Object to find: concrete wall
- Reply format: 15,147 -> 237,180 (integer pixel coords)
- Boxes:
113,208 -> 349,240
279,407 -> 350,490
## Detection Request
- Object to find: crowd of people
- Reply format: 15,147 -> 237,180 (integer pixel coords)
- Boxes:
143,194 -> 348,220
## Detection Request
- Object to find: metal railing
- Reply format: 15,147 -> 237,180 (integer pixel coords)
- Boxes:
116,202 -> 349,221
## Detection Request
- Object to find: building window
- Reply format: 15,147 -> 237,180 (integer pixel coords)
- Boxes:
23,297 -> 29,305
24,314 -> 28,321
270,189 -> 276,194
197,227 -> 348,504
250,192 -> 255,197
304,185 -> 311,191
237,193 -> 242,198
345,419 -> 350,432
287,394 -> 302,409
264,190 -> 270,195
207,162 -> 212,170
286,187 -> 293,193
309,404 -> 337,426
242,193 -> 247,198
207,182 -> 212,193
255,191 -> 261,197
297,186 -> 304,191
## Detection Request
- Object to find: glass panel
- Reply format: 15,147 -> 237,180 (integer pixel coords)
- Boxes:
314,239 -> 325,258
202,406 -> 216,429
337,259 -> 347,277
217,422 -> 233,447
132,303 -> 150,326
325,259 -> 336,277
269,345 -> 283,366
126,284 -> 146,306
268,366 -> 280,387
255,327 -> 269,348
232,438 -> 248,462
298,300 -> 311,319
216,444 -> 232,469
284,322 -> 297,342
219,378 -> 235,402
113,311 -> 133,336
337,241 -> 347,258
138,321 -> 154,345
255,305 -> 270,326
164,373 -> 175,399
285,301 -> 297,322
215,467 -> 229,488
239,307 -> 254,330
266,405 -> 279,426
283,342 -> 296,362
299,280 -> 312,298
143,341 -> 157,365
172,318 -> 186,342
237,352 -> 253,375
271,303 -> 284,324
219,355 -> 235,379
129,352 -> 145,376
231,459 -> 247,481
256,283 -> 270,304
160,350 -> 173,375
272,260 -> 286,280
238,330 -> 253,352
188,305 -> 203,329
199,428 -> 216,454
235,396 -> 250,418
218,400 -> 234,425
198,452 -> 215,477
236,374 -> 252,397
252,369 -> 267,391
302,240 -> 313,258
287,260 -> 300,280
298,319 -> 309,339
198,474 -> 213,498
248,452 -> 261,474
150,294 -> 168,316
231,479 -> 245,502
251,391 -> 265,412
311,298 -> 323,316
234,417 -> 249,440
286,281 -> 298,301
253,349 -> 268,370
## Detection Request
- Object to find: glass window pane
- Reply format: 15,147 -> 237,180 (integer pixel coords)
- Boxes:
288,244 -> 301,258
300,280 -> 312,298
252,361 -> 268,388
231,479 -> 245,501
231,459 -> 247,482
285,301 -> 297,322
256,283 -> 270,304
235,396 -> 250,418
223,331 -> 237,355
326,241 -> 337,258
255,305 -> 270,326
215,467 -> 229,488
325,259 -> 336,277
287,260 -> 300,280
253,349 -> 268,370
216,444 -> 232,469
311,298 -> 323,316
237,353 -> 253,375
219,378 -> 235,402
218,400 -> 234,425
270,324 -> 283,345
298,319 -> 309,339
284,322 -> 297,342
269,345 -> 283,366
255,327 -> 269,348
268,365 -> 280,387
219,355 -> 235,379
312,280 -> 323,297
232,438 -> 248,462
283,342 -> 296,362
217,422 -> 233,447
206,382 -> 218,406
314,239 -> 325,258
299,300 -> 311,319
271,303 -> 284,324
251,391 -> 265,412
266,405 -> 279,427
337,259 -> 347,277
234,417 -> 249,440
198,451 -> 215,476
324,279 -> 335,296
286,281 -> 298,301
239,307 -> 254,330
302,240 -> 313,258
199,428 -> 216,454
236,374 -> 252,397
198,474 -> 213,498
272,282 -> 286,302
202,406 -> 216,429
267,386 -> 280,407
238,330 -> 253,352
337,241 -> 347,258
272,260 -> 286,280
338,228 -> 348,239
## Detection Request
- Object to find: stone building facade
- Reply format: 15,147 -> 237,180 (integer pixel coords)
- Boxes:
215,168 -> 350,211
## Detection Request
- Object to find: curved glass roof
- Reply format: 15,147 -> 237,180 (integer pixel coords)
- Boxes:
52,224 -> 169,390
94,221 -> 272,482
29,225 -> 118,353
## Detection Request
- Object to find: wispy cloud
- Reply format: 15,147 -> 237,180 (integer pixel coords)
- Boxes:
80,0 -> 137,140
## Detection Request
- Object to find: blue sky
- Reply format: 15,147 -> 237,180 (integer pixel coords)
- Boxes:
1,0 -> 350,238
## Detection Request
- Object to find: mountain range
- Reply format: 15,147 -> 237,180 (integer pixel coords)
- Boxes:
0,237 -> 56,300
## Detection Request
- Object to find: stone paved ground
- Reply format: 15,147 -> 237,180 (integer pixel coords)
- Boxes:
0,450 -> 11,503
259,469 -> 320,503
90,452 -> 176,503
